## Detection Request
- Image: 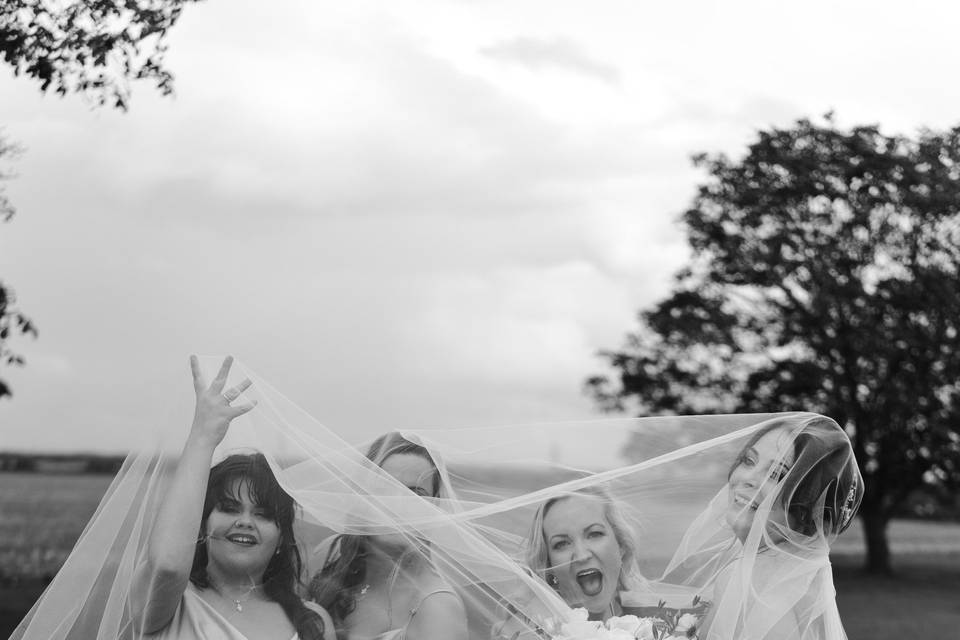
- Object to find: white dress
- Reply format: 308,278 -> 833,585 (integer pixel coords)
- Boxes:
150,583 -> 299,640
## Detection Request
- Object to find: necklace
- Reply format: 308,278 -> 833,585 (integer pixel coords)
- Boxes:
208,578 -> 264,613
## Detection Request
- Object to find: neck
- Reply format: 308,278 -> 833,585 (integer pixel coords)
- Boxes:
587,597 -> 621,622
206,564 -> 266,596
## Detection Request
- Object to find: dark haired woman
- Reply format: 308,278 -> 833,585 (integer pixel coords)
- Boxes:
307,432 -> 467,640
130,356 -> 335,640
665,415 -> 863,640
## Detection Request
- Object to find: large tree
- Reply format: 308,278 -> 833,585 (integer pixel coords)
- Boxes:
587,116 -> 960,574
0,1 -> 197,396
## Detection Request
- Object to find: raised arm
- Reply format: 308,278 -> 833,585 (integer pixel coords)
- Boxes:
130,356 -> 255,633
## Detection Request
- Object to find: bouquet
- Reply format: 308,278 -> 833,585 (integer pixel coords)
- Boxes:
551,596 -> 708,640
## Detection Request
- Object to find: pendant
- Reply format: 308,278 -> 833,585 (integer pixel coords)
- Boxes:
235,600 -> 243,613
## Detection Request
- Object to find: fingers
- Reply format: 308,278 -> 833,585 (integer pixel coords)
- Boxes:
210,356 -> 234,393
221,378 -> 252,403
190,355 -> 205,392
230,400 -> 258,417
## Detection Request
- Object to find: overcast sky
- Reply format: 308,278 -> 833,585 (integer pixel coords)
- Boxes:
1,0 -> 958,453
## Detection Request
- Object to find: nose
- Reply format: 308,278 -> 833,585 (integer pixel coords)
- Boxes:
732,464 -> 760,489
571,539 -> 590,563
233,509 -> 255,528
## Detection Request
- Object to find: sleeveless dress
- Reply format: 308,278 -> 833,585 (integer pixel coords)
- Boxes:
150,583 -> 300,640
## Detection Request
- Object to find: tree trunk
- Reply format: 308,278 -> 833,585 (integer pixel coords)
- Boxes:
861,512 -> 892,574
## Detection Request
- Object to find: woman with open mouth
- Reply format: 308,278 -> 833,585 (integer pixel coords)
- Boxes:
524,486 -> 645,622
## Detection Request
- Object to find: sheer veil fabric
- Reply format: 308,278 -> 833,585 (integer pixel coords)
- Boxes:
12,359 -> 862,640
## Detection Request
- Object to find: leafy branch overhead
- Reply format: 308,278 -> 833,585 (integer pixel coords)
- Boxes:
1,2 -> 198,397
0,134 -> 34,400
588,115 -> 960,573
1,0 -> 200,110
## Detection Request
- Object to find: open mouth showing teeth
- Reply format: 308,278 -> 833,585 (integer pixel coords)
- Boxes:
226,534 -> 258,546
575,569 -> 604,597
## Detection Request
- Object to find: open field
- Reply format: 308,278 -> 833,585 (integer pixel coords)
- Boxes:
2,472 -> 960,638
0,472 -> 113,580
834,551 -> 960,638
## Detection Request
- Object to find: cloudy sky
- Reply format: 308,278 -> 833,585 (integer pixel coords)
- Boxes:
1,0 -> 958,453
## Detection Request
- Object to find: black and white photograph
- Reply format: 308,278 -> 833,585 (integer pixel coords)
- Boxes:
2,2 -> 959,639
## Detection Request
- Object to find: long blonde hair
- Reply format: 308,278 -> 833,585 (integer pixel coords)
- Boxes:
525,486 -> 645,593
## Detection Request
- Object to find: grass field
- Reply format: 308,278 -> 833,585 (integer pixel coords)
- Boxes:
0,472 -> 113,580
2,472 -> 959,638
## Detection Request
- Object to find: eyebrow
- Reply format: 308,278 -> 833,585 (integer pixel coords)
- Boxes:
547,522 -> 606,539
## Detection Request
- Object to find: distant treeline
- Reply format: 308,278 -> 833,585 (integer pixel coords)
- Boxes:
0,452 -> 125,474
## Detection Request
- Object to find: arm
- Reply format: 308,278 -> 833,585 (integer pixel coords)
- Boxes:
129,356 -> 255,633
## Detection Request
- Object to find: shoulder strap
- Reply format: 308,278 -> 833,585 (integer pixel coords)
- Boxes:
401,589 -> 459,632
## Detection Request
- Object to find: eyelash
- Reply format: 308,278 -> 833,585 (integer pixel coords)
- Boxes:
551,531 -> 604,550
216,502 -> 274,519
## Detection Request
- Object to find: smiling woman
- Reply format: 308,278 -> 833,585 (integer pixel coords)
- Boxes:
127,357 -> 335,640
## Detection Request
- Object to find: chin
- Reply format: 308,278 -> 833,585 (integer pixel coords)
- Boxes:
585,596 -> 611,614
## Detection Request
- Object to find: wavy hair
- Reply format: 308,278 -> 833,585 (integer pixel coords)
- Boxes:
308,432 -> 441,622
191,453 -> 326,640
729,416 -> 863,539
525,485 -> 645,594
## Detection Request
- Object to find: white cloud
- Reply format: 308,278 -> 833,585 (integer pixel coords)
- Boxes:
3,0 -> 960,450
481,36 -> 621,85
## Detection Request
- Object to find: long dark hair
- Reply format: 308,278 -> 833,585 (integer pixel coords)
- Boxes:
307,432 -> 440,622
729,416 -> 863,538
192,453 -> 326,640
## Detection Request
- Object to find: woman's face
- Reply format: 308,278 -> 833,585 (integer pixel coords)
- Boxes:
205,478 -> 282,580
379,452 -> 437,497
726,427 -> 796,542
369,452 -> 436,553
542,495 -> 623,617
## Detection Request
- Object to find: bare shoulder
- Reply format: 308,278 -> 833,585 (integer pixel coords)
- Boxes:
408,588 -> 467,640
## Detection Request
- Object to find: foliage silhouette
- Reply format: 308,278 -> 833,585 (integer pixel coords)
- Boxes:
588,115 -> 960,573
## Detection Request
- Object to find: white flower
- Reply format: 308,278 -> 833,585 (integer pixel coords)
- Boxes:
633,618 -> 656,640
606,615 -> 641,634
558,610 -> 603,640
606,629 -> 636,640
569,608 -> 590,622
558,620 -> 603,639
674,613 -> 700,635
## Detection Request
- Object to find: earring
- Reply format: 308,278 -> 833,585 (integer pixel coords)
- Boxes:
546,573 -> 559,589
